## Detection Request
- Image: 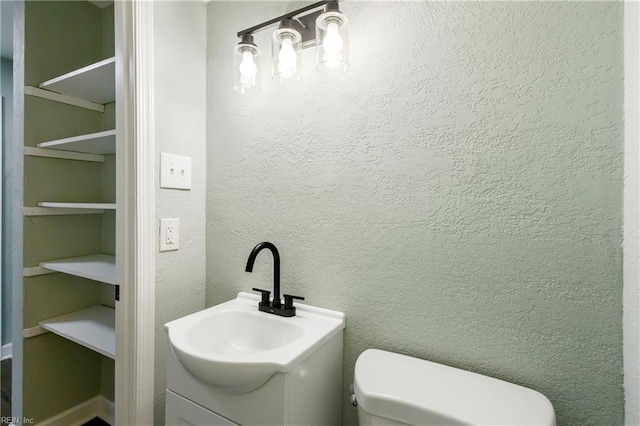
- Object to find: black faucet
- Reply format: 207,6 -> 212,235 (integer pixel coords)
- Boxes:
245,242 -> 304,317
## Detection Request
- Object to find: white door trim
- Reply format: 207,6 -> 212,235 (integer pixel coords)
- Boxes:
115,1 -> 155,424
11,0 -> 25,417
624,1 -> 640,424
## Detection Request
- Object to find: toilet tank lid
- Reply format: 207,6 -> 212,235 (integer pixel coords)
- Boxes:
354,349 -> 556,426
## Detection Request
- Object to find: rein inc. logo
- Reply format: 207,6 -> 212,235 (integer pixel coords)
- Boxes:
1,417 -> 35,425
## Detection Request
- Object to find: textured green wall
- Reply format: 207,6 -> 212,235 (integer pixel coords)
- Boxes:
206,2 -> 623,425
153,2 -> 208,423
24,1 -> 103,87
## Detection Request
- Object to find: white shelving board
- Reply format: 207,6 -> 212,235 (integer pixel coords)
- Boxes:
39,57 -> 116,104
40,254 -> 116,285
37,130 -> 116,155
38,202 -> 116,210
24,207 -> 105,216
39,305 -> 115,359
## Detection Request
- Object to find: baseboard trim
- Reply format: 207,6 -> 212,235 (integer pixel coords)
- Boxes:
38,396 -> 114,426
97,396 -> 115,425
1,343 -> 12,360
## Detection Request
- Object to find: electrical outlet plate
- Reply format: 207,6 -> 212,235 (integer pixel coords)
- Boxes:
160,152 -> 192,190
160,218 -> 180,252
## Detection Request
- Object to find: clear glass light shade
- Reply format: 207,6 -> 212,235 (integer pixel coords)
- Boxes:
316,11 -> 349,75
233,43 -> 261,94
272,27 -> 302,85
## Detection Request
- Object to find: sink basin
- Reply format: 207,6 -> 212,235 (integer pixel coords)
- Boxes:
165,292 -> 345,394
186,310 -> 305,354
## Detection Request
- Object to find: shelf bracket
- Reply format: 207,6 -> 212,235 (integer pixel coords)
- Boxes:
24,86 -> 105,113
23,266 -> 56,277
24,146 -> 105,163
23,325 -> 49,338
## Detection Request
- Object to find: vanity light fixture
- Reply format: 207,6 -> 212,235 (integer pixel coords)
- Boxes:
316,2 -> 349,75
272,19 -> 302,85
233,34 -> 261,94
234,0 -> 349,94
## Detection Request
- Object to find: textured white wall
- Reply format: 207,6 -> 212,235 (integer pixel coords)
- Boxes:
206,2 -> 624,425
624,1 -> 640,424
153,2 -> 207,424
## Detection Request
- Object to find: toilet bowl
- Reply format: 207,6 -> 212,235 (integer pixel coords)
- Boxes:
353,349 -> 556,426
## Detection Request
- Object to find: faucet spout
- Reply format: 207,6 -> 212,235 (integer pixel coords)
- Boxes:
245,242 -> 281,307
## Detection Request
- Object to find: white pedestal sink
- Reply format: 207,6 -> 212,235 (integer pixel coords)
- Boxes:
165,292 -> 345,425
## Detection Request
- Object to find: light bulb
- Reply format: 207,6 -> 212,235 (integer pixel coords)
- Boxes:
239,51 -> 257,88
322,21 -> 343,56
278,38 -> 297,78
239,51 -> 257,79
323,54 -> 341,70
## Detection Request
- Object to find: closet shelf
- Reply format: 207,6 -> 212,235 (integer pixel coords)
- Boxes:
39,57 -> 116,104
39,305 -> 115,359
24,86 -> 105,113
24,146 -> 105,163
24,206 -> 105,216
37,130 -> 116,155
40,254 -> 116,285
38,202 -> 116,210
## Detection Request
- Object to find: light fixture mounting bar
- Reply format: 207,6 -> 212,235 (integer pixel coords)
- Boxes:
296,11 -> 323,48
236,0 -> 332,38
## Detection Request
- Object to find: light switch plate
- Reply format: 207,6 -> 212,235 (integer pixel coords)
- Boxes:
160,218 -> 180,252
160,152 -> 192,190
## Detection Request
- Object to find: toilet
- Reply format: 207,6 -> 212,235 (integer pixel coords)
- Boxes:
353,349 -> 556,426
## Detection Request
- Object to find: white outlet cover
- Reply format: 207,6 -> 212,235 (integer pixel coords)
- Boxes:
160,218 -> 180,252
160,152 -> 192,190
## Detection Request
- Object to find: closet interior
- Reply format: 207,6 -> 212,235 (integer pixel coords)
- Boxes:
21,1 -> 118,422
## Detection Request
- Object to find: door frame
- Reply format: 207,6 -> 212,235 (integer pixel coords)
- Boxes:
11,0 -> 24,417
7,1 -> 156,422
624,0 -> 640,423
114,1 -> 155,424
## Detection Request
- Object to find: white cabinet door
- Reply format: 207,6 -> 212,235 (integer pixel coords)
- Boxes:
166,390 -> 239,426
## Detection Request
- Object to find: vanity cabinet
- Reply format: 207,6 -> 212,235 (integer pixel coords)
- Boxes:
165,330 -> 344,426
166,390 -> 238,426
164,293 -> 345,425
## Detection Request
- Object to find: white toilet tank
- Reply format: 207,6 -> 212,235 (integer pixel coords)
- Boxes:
354,349 -> 556,426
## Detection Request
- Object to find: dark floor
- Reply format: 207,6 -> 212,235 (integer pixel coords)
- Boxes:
1,358 -> 11,423
82,418 -> 110,426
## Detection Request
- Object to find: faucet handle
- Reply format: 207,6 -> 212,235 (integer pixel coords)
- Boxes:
252,288 -> 271,305
283,294 -> 305,310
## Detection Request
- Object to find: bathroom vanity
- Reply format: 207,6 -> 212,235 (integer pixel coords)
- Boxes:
164,292 -> 345,425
